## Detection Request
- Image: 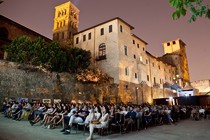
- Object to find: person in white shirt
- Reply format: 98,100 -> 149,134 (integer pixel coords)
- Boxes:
86,105 -> 110,140
59,104 -> 77,132
85,106 -> 102,126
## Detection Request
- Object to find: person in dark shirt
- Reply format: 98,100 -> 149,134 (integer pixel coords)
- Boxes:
124,106 -> 136,132
63,105 -> 89,135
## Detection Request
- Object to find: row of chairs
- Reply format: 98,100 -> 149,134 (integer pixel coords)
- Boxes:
73,112 -> 175,137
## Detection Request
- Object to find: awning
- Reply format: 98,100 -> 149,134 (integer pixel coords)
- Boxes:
171,84 -> 181,90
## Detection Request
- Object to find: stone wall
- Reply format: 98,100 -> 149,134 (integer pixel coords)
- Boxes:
0,60 -> 111,105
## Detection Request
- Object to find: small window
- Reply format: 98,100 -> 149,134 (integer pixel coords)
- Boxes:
154,77 -> 156,84
88,32 -> 91,40
173,41 -> 176,44
133,54 -> 136,59
62,32 -> 64,39
137,44 -> 139,48
120,25 -> 123,32
76,37 -> 79,44
146,59 -> 148,64
100,28 -> 104,35
109,25 -> 112,33
143,47 -> 145,51
158,65 -> 160,69
83,35 -> 86,42
147,75 -> 150,81
135,73 -> 137,79
140,55 -> 143,62
125,67 -> 129,76
133,40 -> 135,44
167,42 -> 170,46
58,12 -> 61,17
152,62 -> 154,67
124,46 -> 128,56
69,31 -> 72,38
57,22 -> 59,28
125,85 -> 128,90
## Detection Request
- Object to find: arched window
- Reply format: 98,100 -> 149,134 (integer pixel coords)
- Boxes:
0,27 -> 9,59
0,27 -> 9,39
96,43 -> 106,61
58,11 -> 61,17
57,22 -> 59,28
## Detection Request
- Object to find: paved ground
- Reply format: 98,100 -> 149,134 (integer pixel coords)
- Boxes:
0,113 -> 210,140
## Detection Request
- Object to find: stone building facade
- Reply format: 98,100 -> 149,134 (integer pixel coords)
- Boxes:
160,39 -> 190,87
191,80 -> 210,95
72,17 -> 177,104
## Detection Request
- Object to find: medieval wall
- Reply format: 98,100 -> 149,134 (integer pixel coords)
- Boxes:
0,60 -> 110,104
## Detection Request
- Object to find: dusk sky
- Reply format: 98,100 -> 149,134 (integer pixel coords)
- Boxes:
0,0 -> 210,82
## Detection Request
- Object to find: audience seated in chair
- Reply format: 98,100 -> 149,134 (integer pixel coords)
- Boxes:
86,105 -> 110,140
63,105 -> 89,135
123,106 -> 136,132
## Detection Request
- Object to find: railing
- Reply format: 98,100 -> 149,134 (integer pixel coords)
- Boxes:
96,55 -> 106,61
153,83 -> 160,88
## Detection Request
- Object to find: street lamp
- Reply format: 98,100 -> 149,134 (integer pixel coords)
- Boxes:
136,87 -> 139,105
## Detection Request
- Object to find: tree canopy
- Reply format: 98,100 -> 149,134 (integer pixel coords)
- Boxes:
5,36 -> 91,73
169,0 -> 210,22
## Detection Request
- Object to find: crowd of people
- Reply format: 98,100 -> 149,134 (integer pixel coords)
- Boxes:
2,99 -> 210,140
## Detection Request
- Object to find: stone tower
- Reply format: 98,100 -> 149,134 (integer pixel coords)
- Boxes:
161,39 -> 190,87
53,1 -> 79,46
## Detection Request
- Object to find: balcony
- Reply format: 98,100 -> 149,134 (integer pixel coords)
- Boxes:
96,55 -> 106,61
153,83 -> 160,88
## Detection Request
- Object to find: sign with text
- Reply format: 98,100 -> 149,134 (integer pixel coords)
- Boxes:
42,99 -> 51,104
54,99 -> 61,104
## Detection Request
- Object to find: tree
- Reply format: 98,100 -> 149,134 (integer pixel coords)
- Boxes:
65,47 -> 91,73
6,36 -> 32,64
5,36 -> 68,72
169,0 -> 210,22
6,35 -> 91,73
44,41 -> 68,72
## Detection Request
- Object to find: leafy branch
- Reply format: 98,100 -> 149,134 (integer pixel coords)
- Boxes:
169,0 -> 210,22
